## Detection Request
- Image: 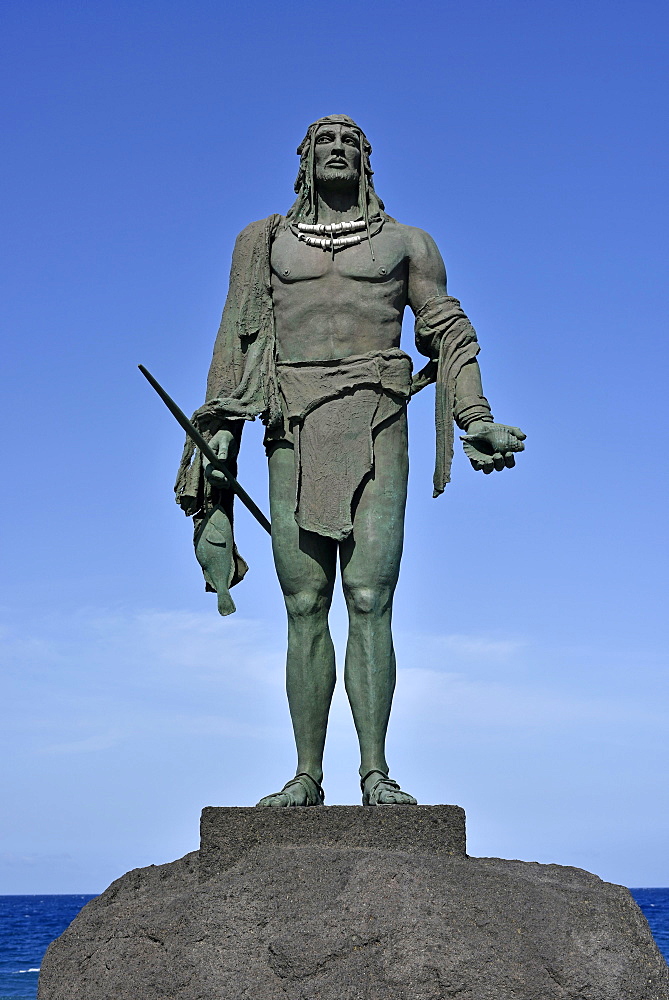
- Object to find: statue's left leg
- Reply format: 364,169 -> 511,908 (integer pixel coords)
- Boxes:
340,408 -> 417,805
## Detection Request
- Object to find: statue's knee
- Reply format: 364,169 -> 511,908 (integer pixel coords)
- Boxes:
344,585 -> 390,616
285,589 -> 329,620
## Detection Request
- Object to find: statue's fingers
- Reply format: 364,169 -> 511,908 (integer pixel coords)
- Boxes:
510,427 -> 526,441
492,452 -> 505,472
477,455 -> 494,474
504,452 -> 516,469
205,465 -> 230,488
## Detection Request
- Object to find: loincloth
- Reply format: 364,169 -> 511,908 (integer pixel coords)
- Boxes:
265,349 -> 413,541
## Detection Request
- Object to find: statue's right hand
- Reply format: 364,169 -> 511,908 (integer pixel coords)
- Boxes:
204,429 -> 238,488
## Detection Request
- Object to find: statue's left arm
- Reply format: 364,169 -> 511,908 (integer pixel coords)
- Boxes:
405,226 -> 526,480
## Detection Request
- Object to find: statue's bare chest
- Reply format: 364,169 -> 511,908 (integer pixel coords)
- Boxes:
270,224 -> 408,287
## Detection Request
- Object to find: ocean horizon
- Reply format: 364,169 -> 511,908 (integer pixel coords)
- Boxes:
1,889 -> 667,999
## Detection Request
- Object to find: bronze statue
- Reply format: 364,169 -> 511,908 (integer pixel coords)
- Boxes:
174,115 -> 526,807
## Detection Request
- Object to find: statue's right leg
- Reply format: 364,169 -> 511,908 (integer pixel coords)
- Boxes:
256,442 -> 337,807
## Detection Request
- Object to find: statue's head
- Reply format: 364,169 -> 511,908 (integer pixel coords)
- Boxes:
287,114 -> 386,224
311,119 -> 363,193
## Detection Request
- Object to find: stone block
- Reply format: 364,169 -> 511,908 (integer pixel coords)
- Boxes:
199,804 -> 466,878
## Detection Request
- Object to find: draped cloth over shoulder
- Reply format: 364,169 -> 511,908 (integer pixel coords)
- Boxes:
174,214 -> 284,605
412,294 -> 482,497
175,214 -> 284,519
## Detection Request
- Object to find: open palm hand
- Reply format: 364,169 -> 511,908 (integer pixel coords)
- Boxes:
461,421 -> 526,474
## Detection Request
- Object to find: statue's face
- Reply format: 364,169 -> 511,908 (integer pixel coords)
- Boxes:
313,123 -> 361,191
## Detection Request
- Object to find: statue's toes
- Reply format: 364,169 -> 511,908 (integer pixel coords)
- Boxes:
372,787 -> 417,805
256,791 -> 291,807
379,789 -> 417,806
256,778 -> 315,807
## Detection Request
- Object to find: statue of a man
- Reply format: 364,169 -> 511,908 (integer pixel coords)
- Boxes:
175,115 -> 525,808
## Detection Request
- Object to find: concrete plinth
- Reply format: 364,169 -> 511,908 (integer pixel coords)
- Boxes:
199,804 -> 466,877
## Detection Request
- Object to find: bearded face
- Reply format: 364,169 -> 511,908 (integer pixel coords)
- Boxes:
313,124 -> 361,192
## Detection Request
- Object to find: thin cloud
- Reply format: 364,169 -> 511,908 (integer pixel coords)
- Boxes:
396,630 -> 528,661
395,665 -> 664,729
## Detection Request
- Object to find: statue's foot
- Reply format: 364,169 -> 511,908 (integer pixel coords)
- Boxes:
256,772 -> 324,807
361,769 -> 417,806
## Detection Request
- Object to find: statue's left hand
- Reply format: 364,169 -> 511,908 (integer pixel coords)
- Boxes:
461,421 -> 526,474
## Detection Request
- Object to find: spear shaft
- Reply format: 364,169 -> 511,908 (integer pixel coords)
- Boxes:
138,364 -> 271,535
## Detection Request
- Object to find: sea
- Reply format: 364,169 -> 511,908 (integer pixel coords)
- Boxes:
1,890 -> 667,999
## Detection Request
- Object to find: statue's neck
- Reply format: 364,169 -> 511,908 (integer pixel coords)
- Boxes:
314,185 -> 360,224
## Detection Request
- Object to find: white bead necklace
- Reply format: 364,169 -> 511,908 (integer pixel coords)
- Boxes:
290,219 -> 382,254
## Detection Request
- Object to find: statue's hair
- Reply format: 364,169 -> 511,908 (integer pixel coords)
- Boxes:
286,114 -> 387,227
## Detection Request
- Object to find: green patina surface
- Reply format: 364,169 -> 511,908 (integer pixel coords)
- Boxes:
175,115 -> 526,807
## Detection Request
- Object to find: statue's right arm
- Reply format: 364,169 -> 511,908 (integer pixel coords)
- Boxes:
201,223 -> 258,488
204,221 -> 263,401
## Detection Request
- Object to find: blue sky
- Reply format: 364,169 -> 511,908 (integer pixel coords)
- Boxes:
1,0 -> 667,892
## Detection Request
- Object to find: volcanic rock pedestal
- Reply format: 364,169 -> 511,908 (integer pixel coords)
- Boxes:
38,806 -> 669,1000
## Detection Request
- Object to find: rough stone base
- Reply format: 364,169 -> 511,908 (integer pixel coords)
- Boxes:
200,804 -> 466,876
38,806 -> 669,1000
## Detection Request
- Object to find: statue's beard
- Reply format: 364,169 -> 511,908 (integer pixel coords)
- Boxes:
315,164 -> 360,193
